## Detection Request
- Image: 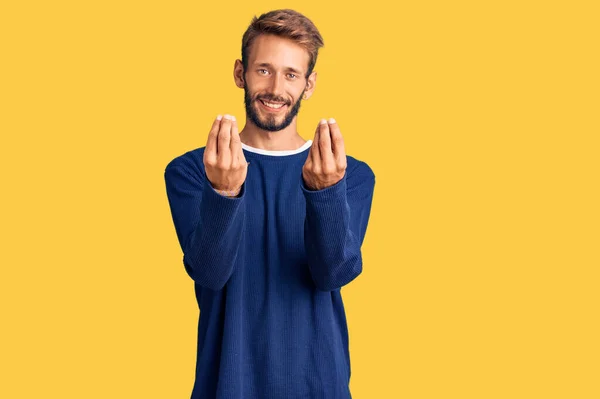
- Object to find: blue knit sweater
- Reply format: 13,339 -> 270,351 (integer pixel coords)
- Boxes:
164,139 -> 376,399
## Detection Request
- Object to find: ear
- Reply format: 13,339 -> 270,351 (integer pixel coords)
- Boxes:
303,71 -> 317,100
233,59 -> 245,89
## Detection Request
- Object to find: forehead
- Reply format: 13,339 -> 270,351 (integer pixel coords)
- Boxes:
248,34 -> 310,73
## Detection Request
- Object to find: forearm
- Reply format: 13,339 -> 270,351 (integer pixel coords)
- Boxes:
302,174 -> 364,291
183,178 -> 246,290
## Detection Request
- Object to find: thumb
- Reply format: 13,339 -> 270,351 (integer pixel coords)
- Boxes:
238,147 -> 248,164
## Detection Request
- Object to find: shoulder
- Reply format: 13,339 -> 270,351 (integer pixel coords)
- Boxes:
164,147 -> 207,184
346,155 -> 375,181
165,146 -> 206,174
344,155 -> 375,198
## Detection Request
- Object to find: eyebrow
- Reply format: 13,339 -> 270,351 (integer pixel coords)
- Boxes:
255,62 -> 303,75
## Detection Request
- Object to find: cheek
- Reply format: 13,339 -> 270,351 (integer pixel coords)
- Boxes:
244,80 -> 262,96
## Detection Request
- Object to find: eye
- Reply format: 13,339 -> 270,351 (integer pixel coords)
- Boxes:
288,73 -> 297,79
258,69 -> 268,75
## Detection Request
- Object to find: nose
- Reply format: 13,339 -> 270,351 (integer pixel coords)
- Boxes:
267,73 -> 286,101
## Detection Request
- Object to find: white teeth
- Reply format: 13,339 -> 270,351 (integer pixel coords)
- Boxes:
261,100 -> 284,109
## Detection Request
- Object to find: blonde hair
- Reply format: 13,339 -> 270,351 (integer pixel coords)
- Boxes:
241,9 -> 325,79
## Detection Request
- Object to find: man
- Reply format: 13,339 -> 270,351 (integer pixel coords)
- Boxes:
164,9 -> 376,399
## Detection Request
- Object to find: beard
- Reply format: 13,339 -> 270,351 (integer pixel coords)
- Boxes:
243,83 -> 305,132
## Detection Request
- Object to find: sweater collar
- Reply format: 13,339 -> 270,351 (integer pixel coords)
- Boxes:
241,140 -> 312,156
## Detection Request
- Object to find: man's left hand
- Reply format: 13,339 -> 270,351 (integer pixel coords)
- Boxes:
302,118 -> 347,191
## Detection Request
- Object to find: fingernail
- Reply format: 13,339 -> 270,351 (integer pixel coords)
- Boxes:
320,118 -> 327,125
217,115 -> 223,120
224,114 -> 232,120
328,118 -> 336,124
231,115 -> 236,121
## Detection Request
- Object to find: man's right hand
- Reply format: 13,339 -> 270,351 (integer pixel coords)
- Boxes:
203,114 -> 248,193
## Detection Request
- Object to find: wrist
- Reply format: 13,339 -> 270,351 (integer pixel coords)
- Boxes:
214,186 -> 242,198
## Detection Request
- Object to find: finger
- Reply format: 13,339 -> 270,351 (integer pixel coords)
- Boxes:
205,115 -> 222,164
327,118 -> 346,163
310,120 -> 322,165
218,114 -> 234,166
239,146 -> 248,165
230,117 -> 242,165
319,118 -> 334,165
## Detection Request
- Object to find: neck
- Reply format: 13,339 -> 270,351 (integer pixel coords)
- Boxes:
239,117 -> 307,151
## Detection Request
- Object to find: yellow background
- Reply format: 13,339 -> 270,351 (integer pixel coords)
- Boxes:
1,1 -> 598,398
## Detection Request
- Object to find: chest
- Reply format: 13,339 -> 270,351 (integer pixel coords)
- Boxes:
243,164 -> 308,248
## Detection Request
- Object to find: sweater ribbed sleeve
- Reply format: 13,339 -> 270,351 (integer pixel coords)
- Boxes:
301,161 -> 376,291
164,159 -> 246,291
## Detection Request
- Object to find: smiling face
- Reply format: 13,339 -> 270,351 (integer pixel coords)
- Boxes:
243,81 -> 304,132
235,34 -> 316,132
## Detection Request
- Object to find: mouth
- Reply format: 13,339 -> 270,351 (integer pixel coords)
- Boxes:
258,99 -> 288,113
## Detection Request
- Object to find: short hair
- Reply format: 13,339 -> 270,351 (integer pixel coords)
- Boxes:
241,9 -> 325,79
